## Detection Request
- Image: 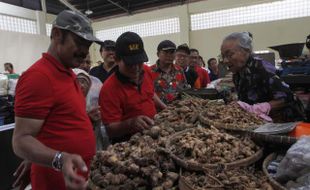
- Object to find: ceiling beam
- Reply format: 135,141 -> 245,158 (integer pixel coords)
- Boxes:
58,0 -> 82,14
41,0 -> 47,12
106,0 -> 129,14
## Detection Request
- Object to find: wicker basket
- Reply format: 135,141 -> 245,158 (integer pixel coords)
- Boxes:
262,153 -> 288,190
199,113 -> 260,132
178,169 -> 224,190
166,128 -> 263,171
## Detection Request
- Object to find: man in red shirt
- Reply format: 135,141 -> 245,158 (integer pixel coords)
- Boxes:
12,10 -> 101,190
99,32 -> 165,142
189,48 -> 210,88
150,40 -> 188,103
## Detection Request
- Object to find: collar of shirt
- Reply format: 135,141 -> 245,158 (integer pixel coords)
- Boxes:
42,53 -> 75,78
115,66 -> 144,91
153,59 -> 177,73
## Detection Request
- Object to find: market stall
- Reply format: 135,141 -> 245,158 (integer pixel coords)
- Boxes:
86,97 -> 310,190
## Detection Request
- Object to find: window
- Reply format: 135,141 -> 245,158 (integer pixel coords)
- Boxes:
46,23 -> 52,36
0,14 -> 37,34
191,0 -> 310,31
96,18 -> 180,41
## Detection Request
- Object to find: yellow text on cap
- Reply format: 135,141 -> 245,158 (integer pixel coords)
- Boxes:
129,44 -> 139,51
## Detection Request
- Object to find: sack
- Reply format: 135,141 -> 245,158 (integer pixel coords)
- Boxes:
275,137 -> 310,184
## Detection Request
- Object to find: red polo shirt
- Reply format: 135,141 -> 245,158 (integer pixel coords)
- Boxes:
15,53 -> 95,190
99,64 -> 156,127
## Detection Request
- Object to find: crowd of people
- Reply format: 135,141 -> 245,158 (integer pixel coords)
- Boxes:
8,10 -> 307,190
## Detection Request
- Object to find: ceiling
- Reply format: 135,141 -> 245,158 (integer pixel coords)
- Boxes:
1,0 -> 203,21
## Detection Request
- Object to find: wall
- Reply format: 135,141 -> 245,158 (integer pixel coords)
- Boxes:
1,0 -> 309,73
91,0 -> 310,65
0,30 -> 50,73
91,5 -> 189,65
0,2 -> 54,73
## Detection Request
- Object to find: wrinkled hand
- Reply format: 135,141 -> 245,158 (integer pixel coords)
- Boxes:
12,160 -> 31,190
237,101 -> 272,122
62,152 -> 88,190
88,106 -> 101,122
129,115 -> 154,133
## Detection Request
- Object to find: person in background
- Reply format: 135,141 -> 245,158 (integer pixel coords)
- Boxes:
221,32 -> 305,122
12,10 -> 101,190
150,40 -> 188,104
73,69 -> 109,150
4,62 -> 16,74
189,48 -> 210,88
78,54 -> 92,73
99,32 -> 166,143
207,58 -> 219,81
198,56 -> 211,73
89,40 -> 117,83
175,44 -> 200,89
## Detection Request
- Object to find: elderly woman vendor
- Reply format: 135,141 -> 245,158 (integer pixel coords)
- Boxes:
220,32 -> 304,122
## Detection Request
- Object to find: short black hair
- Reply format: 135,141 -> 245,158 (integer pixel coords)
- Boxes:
207,58 -> 217,66
176,44 -> 190,55
4,62 -> 13,69
190,48 -> 199,54
50,27 -> 70,44
100,40 -> 116,52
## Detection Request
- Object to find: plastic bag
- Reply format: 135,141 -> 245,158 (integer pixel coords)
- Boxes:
8,78 -> 18,96
275,136 -> 310,185
86,76 -> 102,112
0,74 -> 8,96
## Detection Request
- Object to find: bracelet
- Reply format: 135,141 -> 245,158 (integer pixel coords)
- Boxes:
51,152 -> 63,171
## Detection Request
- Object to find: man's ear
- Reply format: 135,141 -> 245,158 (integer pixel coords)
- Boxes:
51,27 -> 62,42
157,51 -> 159,57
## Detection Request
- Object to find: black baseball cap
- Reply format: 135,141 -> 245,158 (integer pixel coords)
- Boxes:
157,40 -> 176,52
176,43 -> 190,55
100,40 -> 116,52
115,32 -> 148,65
53,10 -> 102,44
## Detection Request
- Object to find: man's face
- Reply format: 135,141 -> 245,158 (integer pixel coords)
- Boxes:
118,59 -> 143,81
4,64 -> 12,73
101,47 -> 115,64
175,50 -> 189,68
158,49 -> 175,66
54,29 -> 92,69
189,51 -> 199,67
220,39 -> 249,74
79,54 -> 91,73
209,59 -> 218,71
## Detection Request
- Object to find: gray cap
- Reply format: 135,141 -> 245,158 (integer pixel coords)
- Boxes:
53,10 -> 102,44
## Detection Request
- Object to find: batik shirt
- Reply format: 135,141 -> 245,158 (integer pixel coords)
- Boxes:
233,56 -> 293,105
150,61 -> 188,104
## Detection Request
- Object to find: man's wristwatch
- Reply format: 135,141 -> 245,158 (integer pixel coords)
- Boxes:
52,152 -> 63,171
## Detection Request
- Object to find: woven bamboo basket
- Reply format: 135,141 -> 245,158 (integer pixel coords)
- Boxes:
198,113 -> 260,132
262,153 -> 288,190
178,169 -> 224,190
166,128 -> 263,171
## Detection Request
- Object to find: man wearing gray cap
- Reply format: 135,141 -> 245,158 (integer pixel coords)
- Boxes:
12,10 -> 101,190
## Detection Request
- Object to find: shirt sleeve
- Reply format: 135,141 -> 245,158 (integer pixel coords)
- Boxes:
99,82 -> 123,124
14,71 -> 54,119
